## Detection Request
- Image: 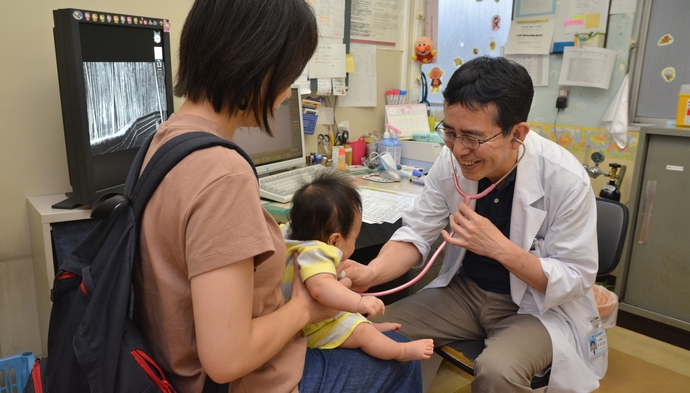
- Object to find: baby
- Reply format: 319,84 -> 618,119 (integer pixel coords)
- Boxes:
282,169 -> 433,362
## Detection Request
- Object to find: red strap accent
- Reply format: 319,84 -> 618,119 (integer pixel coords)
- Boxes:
31,359 -> 44,393
79,281 -> 88,296
131,349 -> 176,393
57,271 -> 78,280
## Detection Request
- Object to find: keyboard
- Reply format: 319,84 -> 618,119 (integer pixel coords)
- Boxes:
258,165 -> 328,203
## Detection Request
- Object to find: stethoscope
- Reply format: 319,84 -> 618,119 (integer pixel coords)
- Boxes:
361,139 -> 526,297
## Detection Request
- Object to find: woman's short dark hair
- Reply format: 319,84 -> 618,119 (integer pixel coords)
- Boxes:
174,0 -> 318,136
442,56 -> 534,136
288,170 -> 362,243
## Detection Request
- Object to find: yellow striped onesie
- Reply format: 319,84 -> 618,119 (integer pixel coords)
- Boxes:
281,224 -> 371,349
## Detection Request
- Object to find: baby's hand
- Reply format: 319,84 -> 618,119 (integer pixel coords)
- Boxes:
358,295 -> 385,317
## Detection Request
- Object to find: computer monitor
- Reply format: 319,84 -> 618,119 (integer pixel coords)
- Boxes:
52,8 -> 174,208
233,86 -> 307,175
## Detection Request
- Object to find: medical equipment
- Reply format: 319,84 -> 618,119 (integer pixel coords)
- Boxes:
379,169 -> 403,181
361,139 -> 526,297
582,150 -> 626,201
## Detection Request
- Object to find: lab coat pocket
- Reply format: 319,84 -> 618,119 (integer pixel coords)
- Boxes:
529,237 -> 546,257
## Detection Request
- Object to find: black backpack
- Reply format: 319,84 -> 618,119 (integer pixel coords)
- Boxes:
25,132 -> 257,393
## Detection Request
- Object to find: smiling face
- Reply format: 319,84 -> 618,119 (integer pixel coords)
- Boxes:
442,103 -> 524,184
415,37 -> 433,55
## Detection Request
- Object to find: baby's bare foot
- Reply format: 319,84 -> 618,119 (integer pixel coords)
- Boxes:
373,322 -> 401,333
396,339 -> 434,361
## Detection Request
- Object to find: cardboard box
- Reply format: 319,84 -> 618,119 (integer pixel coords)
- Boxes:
677,85 -> 690,127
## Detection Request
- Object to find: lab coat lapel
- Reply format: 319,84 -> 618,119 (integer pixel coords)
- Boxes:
509,134 -> 547,303
510,134 -> 546,251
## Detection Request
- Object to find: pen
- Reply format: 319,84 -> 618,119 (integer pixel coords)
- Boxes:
409,178 -> 425,186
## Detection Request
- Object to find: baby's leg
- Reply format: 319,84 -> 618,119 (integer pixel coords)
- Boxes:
339,323 -> 434,362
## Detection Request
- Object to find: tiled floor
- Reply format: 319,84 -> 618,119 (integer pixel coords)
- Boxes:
427,326 -> 690,392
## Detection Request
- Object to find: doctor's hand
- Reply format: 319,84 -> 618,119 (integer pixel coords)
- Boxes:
338,259 -> 374,293
442,202 -> 508,259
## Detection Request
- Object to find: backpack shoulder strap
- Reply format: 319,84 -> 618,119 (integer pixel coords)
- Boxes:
128,131 -> 257,217
128,132 -> 249,392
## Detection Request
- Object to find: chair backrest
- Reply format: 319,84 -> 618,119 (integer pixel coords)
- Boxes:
595,197 -> 629,278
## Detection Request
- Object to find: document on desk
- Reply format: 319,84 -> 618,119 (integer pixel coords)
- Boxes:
358,188 -> 416,224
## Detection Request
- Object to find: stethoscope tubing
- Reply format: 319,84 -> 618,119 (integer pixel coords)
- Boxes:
361,140 -> 525,297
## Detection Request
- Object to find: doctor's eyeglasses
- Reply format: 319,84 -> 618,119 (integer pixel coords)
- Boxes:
435,119 -> 503,149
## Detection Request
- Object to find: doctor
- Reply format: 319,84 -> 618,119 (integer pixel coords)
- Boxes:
343,56 -> 606,392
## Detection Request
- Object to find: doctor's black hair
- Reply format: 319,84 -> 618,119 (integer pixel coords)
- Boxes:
443,56 -> 534,136
288,170 -> 362,243
174,0 -> 318,136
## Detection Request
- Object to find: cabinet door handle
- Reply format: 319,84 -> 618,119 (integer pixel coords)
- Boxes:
637,179 -> 657,244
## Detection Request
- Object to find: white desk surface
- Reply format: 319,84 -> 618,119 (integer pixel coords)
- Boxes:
27,194 -> 91,223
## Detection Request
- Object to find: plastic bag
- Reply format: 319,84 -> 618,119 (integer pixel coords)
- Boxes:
593,284 -> 619,329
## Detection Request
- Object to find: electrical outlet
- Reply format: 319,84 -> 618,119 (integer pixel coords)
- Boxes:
558,86 -> 570,97
556,86 -> 570,109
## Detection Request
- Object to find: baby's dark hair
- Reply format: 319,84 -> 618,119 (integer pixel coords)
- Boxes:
288,169 -> 362,243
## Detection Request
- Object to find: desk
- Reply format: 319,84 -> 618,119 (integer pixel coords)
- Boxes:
262,173 -> 428,303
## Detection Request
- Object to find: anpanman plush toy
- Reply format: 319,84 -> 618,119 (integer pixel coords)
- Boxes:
412,36 -> 436,63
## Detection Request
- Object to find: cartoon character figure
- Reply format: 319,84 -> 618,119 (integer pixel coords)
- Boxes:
412,36 -> 436,64
658,34 -> 674,46
662,67 -> 675,82
429,66 -> 444,93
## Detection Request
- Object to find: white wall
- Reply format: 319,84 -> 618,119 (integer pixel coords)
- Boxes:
0,0 -> 193,358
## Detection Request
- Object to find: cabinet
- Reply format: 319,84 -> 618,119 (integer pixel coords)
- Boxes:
27,195 -> 94,356
616,127 -> 690,331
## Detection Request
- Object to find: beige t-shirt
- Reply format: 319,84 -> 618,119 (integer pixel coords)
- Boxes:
134,113 -> 305,393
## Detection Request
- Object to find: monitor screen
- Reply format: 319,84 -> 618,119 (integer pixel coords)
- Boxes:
52,9 -> 174,208
233,87 -> 306,175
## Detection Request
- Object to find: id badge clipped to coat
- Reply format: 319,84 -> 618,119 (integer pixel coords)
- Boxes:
587,316 -> 608,359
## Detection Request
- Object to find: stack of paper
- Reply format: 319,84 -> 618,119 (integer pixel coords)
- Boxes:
359,188 -> 416,224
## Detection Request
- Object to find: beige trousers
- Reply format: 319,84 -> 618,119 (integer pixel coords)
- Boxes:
374,273 -> 552,392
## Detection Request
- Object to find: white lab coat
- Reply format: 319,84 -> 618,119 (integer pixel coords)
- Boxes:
391,131 -> 606,392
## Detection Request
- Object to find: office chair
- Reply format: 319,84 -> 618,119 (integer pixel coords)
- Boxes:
434,197 -> 630,389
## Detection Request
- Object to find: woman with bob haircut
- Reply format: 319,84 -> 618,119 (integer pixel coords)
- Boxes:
133,1 -> 422,392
